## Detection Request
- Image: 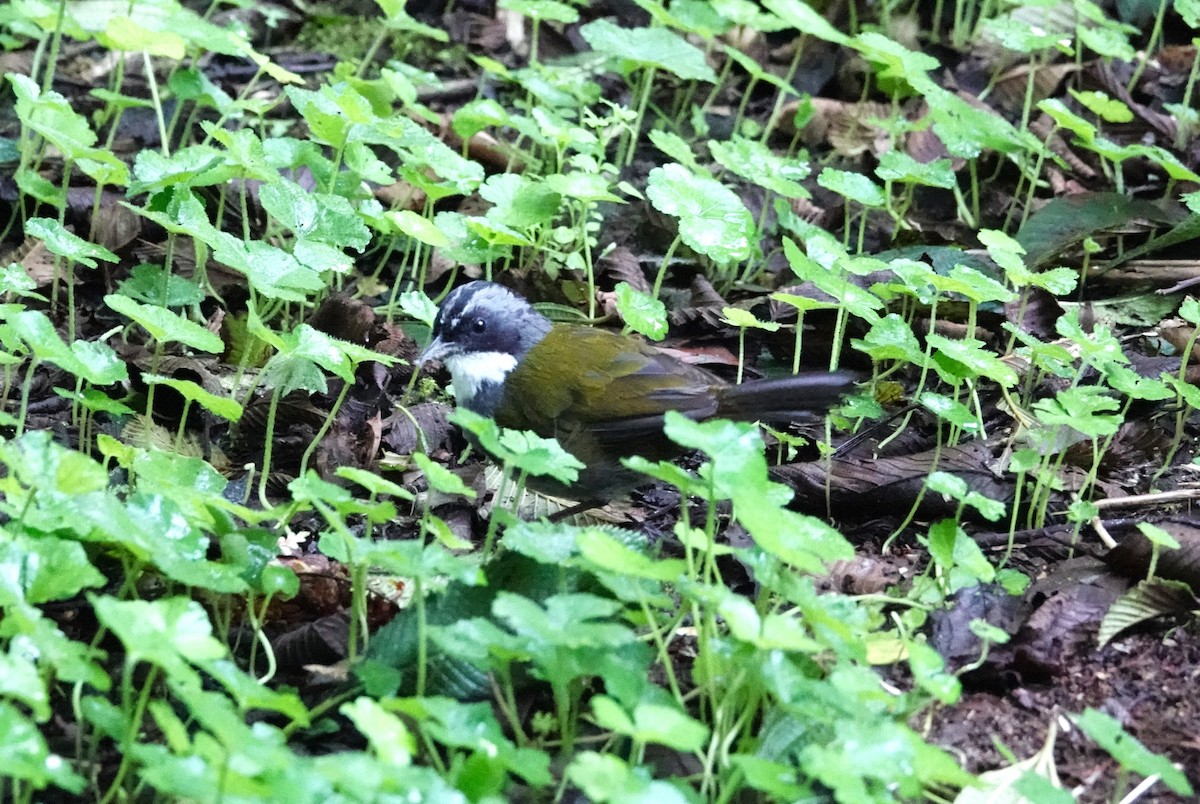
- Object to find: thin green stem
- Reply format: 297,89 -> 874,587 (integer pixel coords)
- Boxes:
651,236 -> 681,300
142,50 -> 170,156
623,67 -> 658,167
299,378 -> 352,476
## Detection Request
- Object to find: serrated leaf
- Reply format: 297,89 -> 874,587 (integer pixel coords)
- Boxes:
1097,578 -> 1198,648
614,282 -> 667,340
710,136 -> 810,198
25,218 -> 117,269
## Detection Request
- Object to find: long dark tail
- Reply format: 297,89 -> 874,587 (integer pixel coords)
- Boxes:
715,370 -> 860,421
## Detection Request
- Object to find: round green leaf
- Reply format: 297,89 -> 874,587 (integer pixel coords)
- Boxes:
646,163 -> 754,265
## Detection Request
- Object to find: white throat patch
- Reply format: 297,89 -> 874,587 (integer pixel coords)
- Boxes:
444,351 -> 518,404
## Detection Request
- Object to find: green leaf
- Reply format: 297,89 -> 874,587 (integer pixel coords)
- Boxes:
25,218 -> 118,268
1017,192 -> 1179,268
118,263 -> 205,307
710,135 -> 811,198
1069,89 -> 1133,123
387,697 -> 552,786
500,0 -> 579,23
577,529 -> 686,581
924,83 -> 1027,157
213,238 -> 328,301
9,73 -> 97,159
335,467 -> 414,501
817,168 -> 886,207
1137,522 -> 1180,549
783,237 -> 885,321
200,658 -> 309,723
130,147 -> 232,194
169,67 -> 235,113
76,492 -> 248,592
1179,0 -> 1200,26
0,535 -> 105,605
1,430 -> 108,496
906,640 -> 961,704
501,519 -> 587,565
97,15 -> 185,58
926,334 -> 1018,387
15,167 -> 66,208
493,592 -> 633,650
646,162 -> 754,265
728,754 -> 809,799
919,392 -> 982,433
721,306 -> 780,331
740,502 -> 854,572
104,294 -> 224,352
465,216 -> 534,247
53,388 -> 135,416
763,0 -> 850,44
130,448 -> 229,501
387,210 -> 450,247
1077,23 -> 1135,61
940,263 -> 1015,304
851,31 -> 941,91
373,0 -> 450,40
9,310 -> 128,385
854,313 -> 926,365
365,113 -> 485,196
567,752 -> 691,803
614,282 -> 667,340
413,453 -> 477,500
927,519 -> 995,583
983,13 -> 1073,54
258,178 -> 320,235
1031,386 -> 1122,438
342,697 -> 415,765
0,702 -> 85,793
579,19 -> 718,82
544,171 -> 623,203
480,173 -> 562,229
1073,708 -> 1193,795
497,427 -> 585,483
591,695 -> 710,752
142,374 -> 243,422
662,413 -> 771,499
875,151 -> 955,188
1055,310 -> 1126,368
287,323 -> 356,381
1103,364 -> 1171,401
92,596 -> 227,680
709,586 -> 824,651
648,129 -> 703,172
453,408 -> 584,484
399,290 -> 439,327
926,470 -> 1005,521
0,652 -> 49,720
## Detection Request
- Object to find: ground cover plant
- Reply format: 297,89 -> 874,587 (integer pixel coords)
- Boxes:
1,0 -> 1199,801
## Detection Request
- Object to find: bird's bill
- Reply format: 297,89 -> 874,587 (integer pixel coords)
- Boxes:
418,335 -> 453,366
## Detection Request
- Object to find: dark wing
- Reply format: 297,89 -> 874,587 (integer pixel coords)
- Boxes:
496,325 -> 719,452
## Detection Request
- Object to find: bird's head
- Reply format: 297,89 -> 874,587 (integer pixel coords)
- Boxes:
419,281 -> 552,414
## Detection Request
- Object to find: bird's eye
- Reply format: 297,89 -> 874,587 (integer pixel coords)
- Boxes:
471,317 -> 486,333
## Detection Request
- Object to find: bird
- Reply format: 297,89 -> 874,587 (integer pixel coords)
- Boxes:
419,280 -> 858,500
